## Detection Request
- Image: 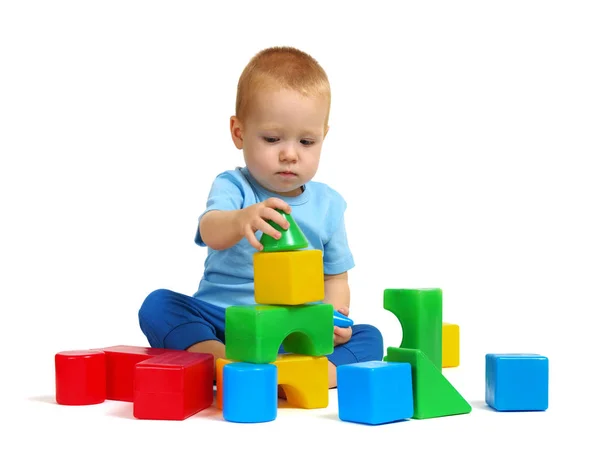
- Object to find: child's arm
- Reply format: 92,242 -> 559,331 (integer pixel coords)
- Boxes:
199,198 -> 291,251
324,272 -> 350,313
325,272 -> 352,346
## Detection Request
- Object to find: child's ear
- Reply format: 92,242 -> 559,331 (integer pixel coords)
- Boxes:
230,116 -> 244,149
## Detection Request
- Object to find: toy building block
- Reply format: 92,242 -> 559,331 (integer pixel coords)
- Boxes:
386,347 -> 471,419
133,351 -> 214,420
216,354 -> 328,410
276,354 -> 328,409
253,249 -> 324,305
442,322 -> 460,368
55,349 -> 106,405
216,358 -> 234,409
334,310 -> 354,328
98,345 -> 172,401
260,209 -> 309,252
225,304 -> 333,363
223,363 -> 278,423
384,288 -> 443,370
337,360 -> 414,425
485,353 -> 549,411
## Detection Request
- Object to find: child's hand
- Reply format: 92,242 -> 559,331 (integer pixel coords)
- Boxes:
334,326 -> 352,346
237,198 -> 292,251
333,305 -> 352,346
336,305 -> 350,317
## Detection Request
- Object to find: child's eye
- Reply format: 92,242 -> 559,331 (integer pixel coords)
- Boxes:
300,139 -> 315,146
263,137 -> 279,143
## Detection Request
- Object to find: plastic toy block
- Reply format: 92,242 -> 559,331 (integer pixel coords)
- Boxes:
216,358 -> 235,409
334,310 -> 354,328
223,363 -> 278,423
225,304 -> 333,363
216,354 -> 328,409
98,345 -> 172,401
386,347 -> 471,419
276,354 -> 328,409
442,322 -> 460,368
133,351 -> 214,420
55,350 -> 106,405
254,249 -> 324,305
337,360 -> 413,425
383,288 -> 443,370
485,353 -> 549,411
260,209 -> 308,252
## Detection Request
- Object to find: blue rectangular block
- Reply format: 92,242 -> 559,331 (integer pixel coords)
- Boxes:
337,360 -> 413,425
485,353 -> 549,411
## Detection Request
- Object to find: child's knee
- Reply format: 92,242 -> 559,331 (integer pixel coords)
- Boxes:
138,289 -> 177,348
138,288 -> 174,322
356,324 -> 384,362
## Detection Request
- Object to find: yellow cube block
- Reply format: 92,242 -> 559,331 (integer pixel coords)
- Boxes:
216,354 -> 328,409
253,249 -> 324,305
442,322 -> 460,368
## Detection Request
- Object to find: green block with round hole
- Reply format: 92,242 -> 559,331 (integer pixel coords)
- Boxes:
225,304 -> 334,363
383,288 -> 443,370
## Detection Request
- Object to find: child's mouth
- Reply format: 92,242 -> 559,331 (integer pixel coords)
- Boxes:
277,171 -> 297,177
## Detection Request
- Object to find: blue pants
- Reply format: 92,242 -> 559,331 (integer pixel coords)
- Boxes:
138,289 -> 384,366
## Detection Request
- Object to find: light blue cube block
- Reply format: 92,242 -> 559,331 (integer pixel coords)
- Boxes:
337,360 -> 413,425
223,363 -> 277,423
485,353 -> 549,411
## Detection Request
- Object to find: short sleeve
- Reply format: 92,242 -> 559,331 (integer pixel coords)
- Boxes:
194,172 -> 244,247
323,213 -> 355,275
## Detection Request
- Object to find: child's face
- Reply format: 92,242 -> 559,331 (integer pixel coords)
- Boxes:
231,88 -> 329,197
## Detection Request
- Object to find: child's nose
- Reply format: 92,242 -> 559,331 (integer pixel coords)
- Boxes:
279,144 -> 298,162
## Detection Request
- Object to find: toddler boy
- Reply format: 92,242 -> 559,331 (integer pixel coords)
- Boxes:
138,46 -> 383,387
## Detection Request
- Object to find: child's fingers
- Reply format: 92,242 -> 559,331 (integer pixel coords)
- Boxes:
244,228 -> 263,251
336,306 -> 350,316
334,326 -> 352,339
333,327 -> 352,347
262,207 -> 290,230
255,219 -> 282,241
264,197 -> 292,215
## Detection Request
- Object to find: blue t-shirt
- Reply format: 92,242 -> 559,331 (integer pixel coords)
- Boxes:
192,166 -> 354,310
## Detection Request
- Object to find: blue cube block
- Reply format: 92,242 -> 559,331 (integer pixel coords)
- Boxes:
485,353 -> 549,411
223,363 -> 277,423
337,360 -> 413,425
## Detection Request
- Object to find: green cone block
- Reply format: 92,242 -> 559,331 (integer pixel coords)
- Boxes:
260,210 -> 308,252
386,347 -> 471,419
383,288 -> 443,370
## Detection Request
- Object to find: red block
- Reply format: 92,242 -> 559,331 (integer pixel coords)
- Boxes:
55,349 -> 106,405
99,345 -> 173,402
134,351 -> 214,420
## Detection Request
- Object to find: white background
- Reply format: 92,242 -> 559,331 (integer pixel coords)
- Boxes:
2,1 -> 598,460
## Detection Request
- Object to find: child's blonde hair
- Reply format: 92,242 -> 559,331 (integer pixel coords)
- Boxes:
235,46 -> 331,128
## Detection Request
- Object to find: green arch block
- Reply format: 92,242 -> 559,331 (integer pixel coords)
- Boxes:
383,288 -> 443,370
225,304 -> 334,363
386,347 -> 471,419
260,210 -> 309,252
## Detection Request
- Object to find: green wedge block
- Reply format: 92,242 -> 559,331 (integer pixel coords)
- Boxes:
383,288 -> 443,370
260,210 -> 309,252
386,347 -> 471,419
225,304 -> 334,363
